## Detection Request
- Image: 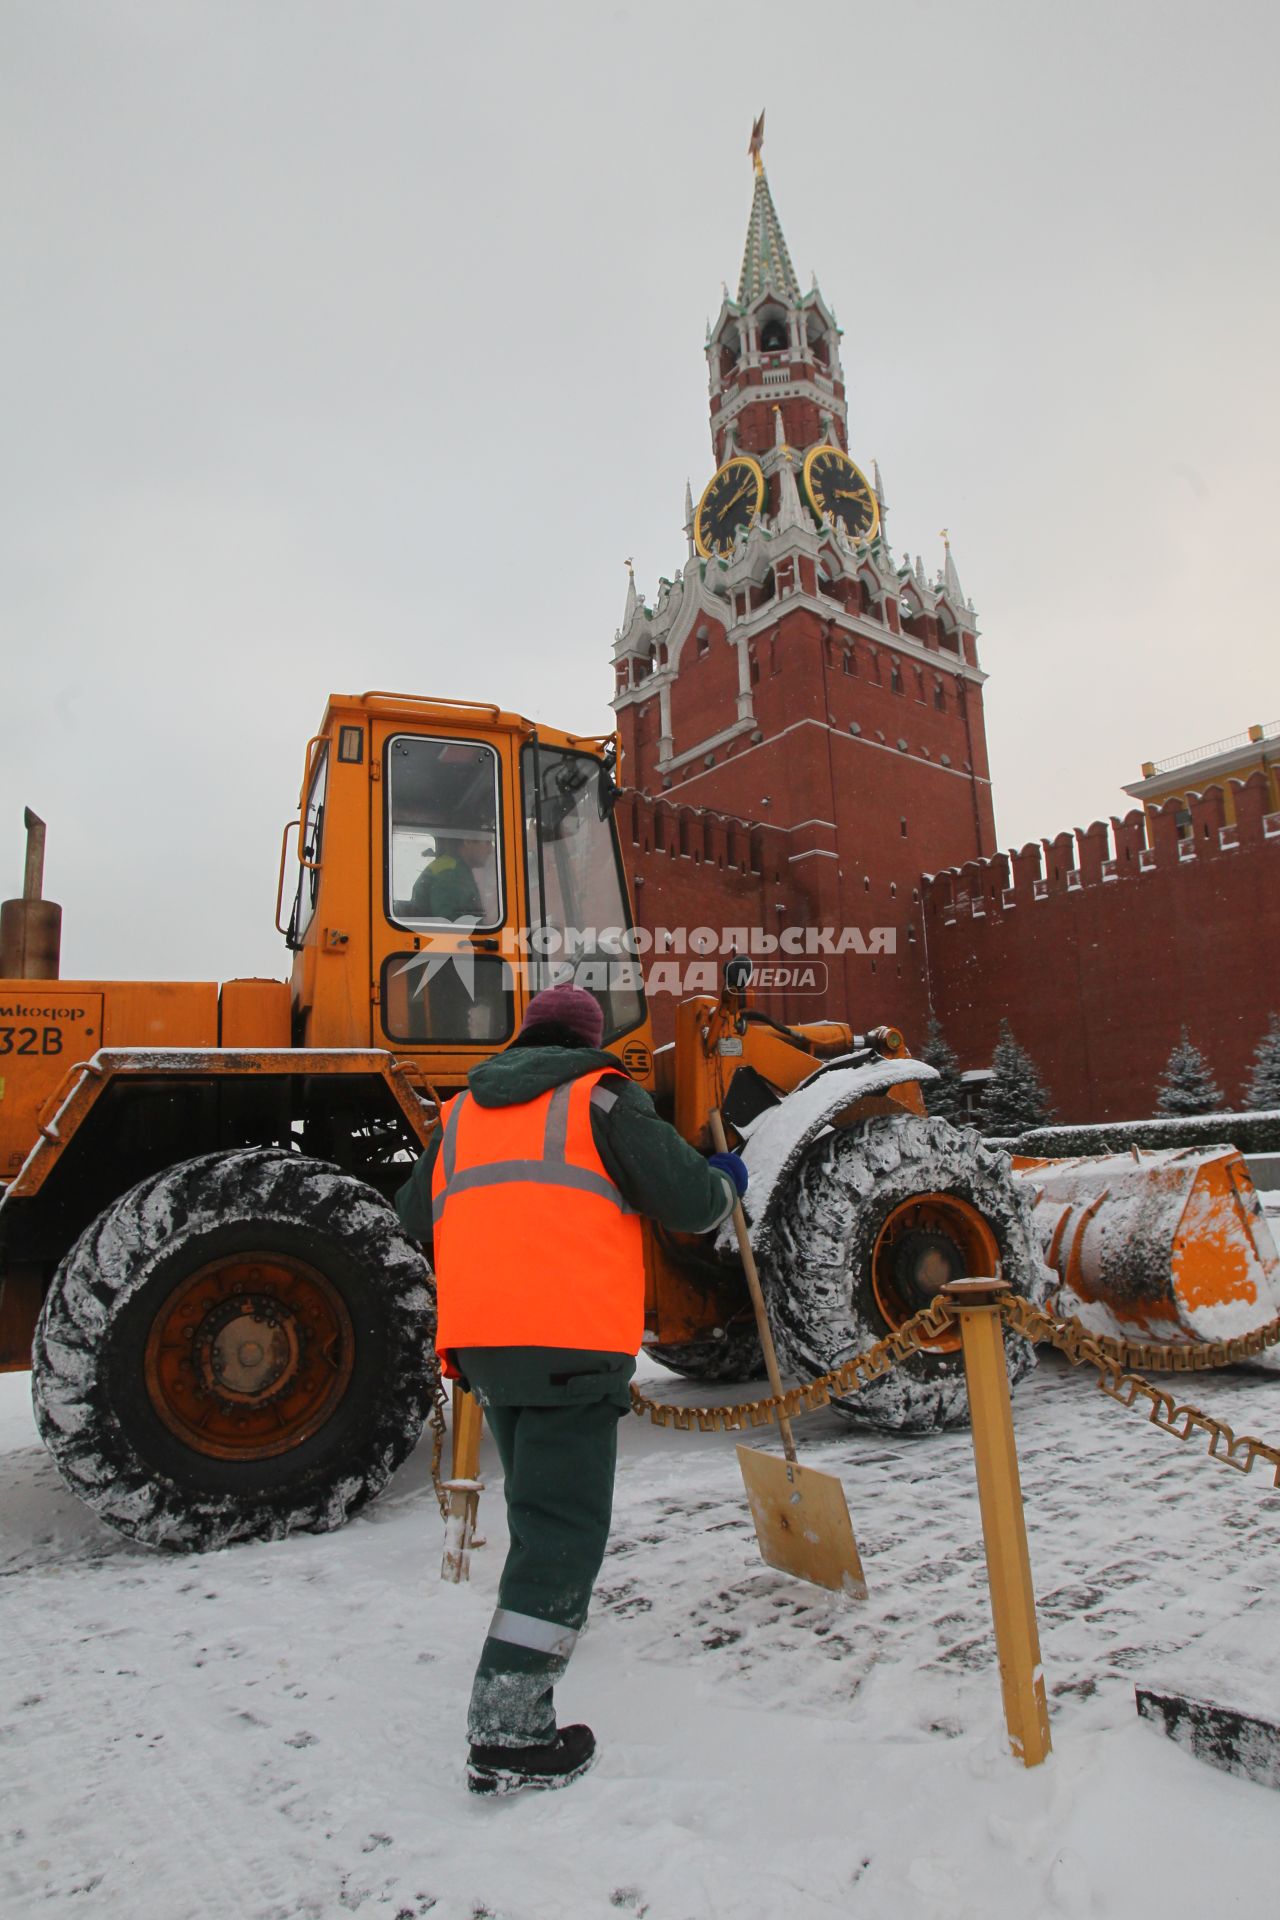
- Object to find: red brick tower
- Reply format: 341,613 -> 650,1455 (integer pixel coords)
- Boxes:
613,129 -> 997,1042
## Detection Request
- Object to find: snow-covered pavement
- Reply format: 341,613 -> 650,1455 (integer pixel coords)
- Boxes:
3,1349 -> 1278,1919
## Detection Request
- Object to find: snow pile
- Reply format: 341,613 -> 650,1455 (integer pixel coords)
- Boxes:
1136,1599 -> 1280,1790
1011,1110 -> 1280,1159
4,1347 -> 1280,1918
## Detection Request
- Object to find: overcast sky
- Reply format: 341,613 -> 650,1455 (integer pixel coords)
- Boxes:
3,0 -> 1277,984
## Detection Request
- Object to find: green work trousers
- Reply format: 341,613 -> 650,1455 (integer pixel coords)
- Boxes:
457,1347 -> 634,1750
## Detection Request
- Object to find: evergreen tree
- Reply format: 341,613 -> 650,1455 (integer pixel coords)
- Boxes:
1154,1028 -> 1224,1117
918,1013 -> 966,1124
1243,1013 -> 1280,1111
980,1020 -> 1055,1136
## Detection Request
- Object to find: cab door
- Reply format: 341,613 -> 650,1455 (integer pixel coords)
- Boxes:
369,719 -> 521,1083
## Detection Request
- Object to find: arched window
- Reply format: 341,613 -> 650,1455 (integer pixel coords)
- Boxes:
759,312 -> 789,353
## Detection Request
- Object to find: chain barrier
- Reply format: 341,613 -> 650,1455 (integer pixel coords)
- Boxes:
628,1294 -> 1280,1487
628,1297 -> 959,1434
999,1296 -> 1280,1487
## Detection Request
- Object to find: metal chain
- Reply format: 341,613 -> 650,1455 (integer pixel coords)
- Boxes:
998,1295 -> 1280,1487
426,1371 -> 451,1522
628,1297 -> 959,1434
630,1295 -> 1280,1488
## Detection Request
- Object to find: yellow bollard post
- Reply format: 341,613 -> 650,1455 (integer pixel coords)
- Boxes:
943,1278 -> 1052,1767
440,1383 -> 485,1584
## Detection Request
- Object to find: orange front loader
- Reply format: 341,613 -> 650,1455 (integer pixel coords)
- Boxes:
2,689 -> 1272,1553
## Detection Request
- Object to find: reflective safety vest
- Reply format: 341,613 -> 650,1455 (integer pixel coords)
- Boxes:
430,1069 -> 645,1360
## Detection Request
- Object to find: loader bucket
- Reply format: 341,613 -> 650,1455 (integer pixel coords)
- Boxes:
1012,1147 -> 1280,1354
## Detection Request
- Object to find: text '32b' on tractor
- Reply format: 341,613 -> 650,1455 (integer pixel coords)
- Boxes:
2,691 -> 1276,1553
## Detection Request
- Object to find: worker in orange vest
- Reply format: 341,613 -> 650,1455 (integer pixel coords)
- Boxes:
396,983 -> 747,1795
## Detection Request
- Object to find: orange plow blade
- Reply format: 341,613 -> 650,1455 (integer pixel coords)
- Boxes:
1012,1147 -> 1280,1359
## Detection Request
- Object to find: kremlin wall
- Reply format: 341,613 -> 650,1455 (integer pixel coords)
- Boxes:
921,772 -> 1280,1121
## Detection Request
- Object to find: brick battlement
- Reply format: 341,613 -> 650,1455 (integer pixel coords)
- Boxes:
618,788 -> 788,886
921,769 -> 1280,1121
922,771 -> 1280,925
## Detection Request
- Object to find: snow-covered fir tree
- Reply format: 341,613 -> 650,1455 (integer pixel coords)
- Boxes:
1243,1013 -> 1280,1111
980,1020 -> 1055,1136
918,1014 -> 966,1124
1154,1028 -> 1224,1117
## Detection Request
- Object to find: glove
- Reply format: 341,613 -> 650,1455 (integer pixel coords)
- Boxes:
708,1150 -> 748,1198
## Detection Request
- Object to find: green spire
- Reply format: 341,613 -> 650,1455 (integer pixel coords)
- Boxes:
737,163 -> 800,307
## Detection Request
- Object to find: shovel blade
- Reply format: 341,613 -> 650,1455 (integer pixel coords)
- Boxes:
736,1445 -> 868,1597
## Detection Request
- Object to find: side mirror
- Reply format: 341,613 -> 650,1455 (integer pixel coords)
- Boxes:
724,953 -> 753,993
596,743 -> 621,819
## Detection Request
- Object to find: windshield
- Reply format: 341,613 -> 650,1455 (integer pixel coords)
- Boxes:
521,742 -> 646,1044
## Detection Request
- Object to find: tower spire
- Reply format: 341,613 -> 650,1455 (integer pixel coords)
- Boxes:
738,114 -> 800,305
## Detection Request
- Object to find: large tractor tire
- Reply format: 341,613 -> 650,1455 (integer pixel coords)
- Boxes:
32,1148 -> 437,1551
762,1114 -> 1051,1434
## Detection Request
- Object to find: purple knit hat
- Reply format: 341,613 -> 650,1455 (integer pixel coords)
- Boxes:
520,984 -> 605,1048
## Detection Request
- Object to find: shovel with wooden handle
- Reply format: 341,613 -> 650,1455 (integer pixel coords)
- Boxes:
710,1108 -> 867,1597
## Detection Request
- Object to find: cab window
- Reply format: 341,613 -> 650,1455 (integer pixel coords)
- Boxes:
386,736 -> 503,931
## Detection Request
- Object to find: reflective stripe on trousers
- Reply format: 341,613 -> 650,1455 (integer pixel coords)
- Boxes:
486,1606 -> 580,1661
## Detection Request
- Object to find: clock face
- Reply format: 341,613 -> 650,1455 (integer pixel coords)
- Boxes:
802,445 -> 880,543
695,456 -> 765,559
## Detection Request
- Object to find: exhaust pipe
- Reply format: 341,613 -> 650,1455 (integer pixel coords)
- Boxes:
0,809 -> 63,979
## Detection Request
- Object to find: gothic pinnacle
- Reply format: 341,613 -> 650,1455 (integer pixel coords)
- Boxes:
941,528 -> 964,603
772,407 -> 807,533
872,459 -> 888,544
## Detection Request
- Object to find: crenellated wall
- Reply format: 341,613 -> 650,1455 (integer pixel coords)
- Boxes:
619,785 -> 935,1046
921,772 -> 1280,1120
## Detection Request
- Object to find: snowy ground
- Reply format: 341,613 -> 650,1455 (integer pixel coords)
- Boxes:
3,1346 -> 1279,1920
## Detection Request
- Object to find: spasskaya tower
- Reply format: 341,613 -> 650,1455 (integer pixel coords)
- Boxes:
610,119 -> 997,1042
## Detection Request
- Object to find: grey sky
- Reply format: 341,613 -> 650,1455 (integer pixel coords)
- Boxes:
3,0 -> 1277,985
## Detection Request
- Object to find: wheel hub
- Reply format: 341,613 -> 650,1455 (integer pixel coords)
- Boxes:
890,1228 -> 966,1314
196,1296 -> 299,1401
144,1254 -> 355,1461
871,1196 -> 1000,1352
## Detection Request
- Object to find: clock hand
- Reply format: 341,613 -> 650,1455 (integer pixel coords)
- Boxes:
833,488 -> 867,501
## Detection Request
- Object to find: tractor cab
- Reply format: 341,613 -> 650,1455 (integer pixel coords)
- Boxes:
281,693 -> 653,1092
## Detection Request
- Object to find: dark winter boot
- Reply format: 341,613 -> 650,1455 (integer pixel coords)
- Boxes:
466,1724 -> 598,1796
